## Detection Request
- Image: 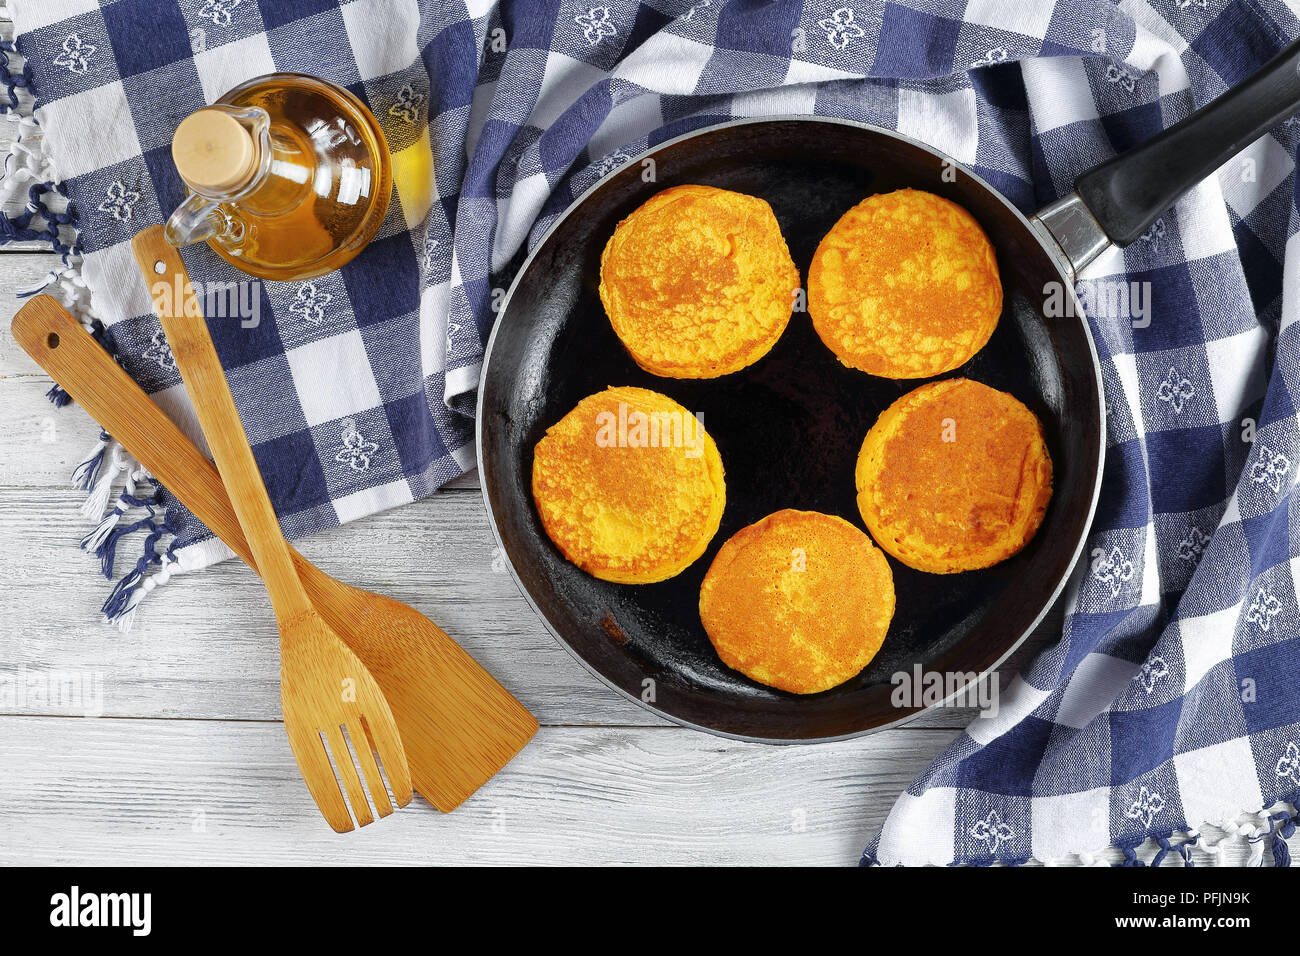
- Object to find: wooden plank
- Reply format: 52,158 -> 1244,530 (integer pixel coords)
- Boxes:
0,715 -> 1260,866
0,487 -> 653,725
0,239 -> 55,254
0,374 -> 91,487
0,716 -> 960,865
0,486 -> 1019,728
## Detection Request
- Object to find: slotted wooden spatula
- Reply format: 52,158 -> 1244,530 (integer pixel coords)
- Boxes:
10,245 -> 535,814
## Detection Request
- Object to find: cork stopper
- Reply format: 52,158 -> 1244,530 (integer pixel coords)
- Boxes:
171,108 -> 256,193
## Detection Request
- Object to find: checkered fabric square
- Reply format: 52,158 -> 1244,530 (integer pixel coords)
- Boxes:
4,0 -> 1300,865
8,0 -> 478,600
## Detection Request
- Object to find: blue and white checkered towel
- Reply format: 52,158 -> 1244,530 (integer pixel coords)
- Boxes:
5,0 -> 1299,865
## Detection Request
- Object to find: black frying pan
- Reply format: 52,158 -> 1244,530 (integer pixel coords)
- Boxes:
477,39 -> 1300,742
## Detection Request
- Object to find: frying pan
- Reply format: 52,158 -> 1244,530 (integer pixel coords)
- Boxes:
477,39 -> 1300,742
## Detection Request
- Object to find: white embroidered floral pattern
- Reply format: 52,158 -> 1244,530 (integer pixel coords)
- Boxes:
1093,546 -> 1135,597
1156,366 -> 1195,414
54,34 -> 97,74
336,420 -> 379,472
1105,64 -> 1137,92
1246,587 -> 1281,632
1277,742 -> 1300,787
99,181 -> 142,222
143,330 -> 175,371
1139,218 -> 1166,250
422,236 -> 440,272
1126,787 -> 1166,828
199,0 -> 243,27
595,148 -> 632,179
1173,0 -> 1208,8
1176,526 -> 1210,564
288,282 -> 333,325
190,27 -> 208,53
1138,656 -> 1169,694
972,47 -> 1008,67
575,7 -> 617,45
681,0 -> 711,21
819,7 -> 866,49
388,84 -> 425,126
1250,444 -> 1291,494
970,810 -> 1015,852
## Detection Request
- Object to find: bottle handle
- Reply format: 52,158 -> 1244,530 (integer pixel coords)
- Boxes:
165,192 -> 224,247
164,192 -> 249,248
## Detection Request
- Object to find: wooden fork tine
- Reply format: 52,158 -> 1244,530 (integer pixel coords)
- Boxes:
325,725 -> 374,828
347,721 -> 394,818
361,712 -> 413,808
285,724 -> 355,833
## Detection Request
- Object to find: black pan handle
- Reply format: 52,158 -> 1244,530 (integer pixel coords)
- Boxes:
1076,35 -> 1300,245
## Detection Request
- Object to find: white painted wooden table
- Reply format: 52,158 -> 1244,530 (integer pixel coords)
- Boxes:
0,128 -> 1250,868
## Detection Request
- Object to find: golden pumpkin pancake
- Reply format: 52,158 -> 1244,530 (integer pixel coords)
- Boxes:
856,379 -> 1052,574
599,184 -> 799,378
532,386 -> 725,584
808,188 -> 1002,378
699,510 -> 895,695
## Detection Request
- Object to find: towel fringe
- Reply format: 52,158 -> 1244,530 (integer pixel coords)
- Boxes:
80,470 -> 164,577
3,12 -> 97,414
1249,808 -> 1296,868
100,519 -> 179,631
79,441 -> 127,519
2,14 -> 182,632
93,510 -> 157,580
1,17 -> 78,258
102,532 -> 183,633
80,507 -> 122,555
69,431 -> 109,491
112,554 -> 183,633
45,383 -> 72,408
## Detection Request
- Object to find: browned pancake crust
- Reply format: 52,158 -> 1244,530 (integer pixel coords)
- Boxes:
599,184 -> 799,378
699,509 -> 895,694
808,188 -> 1002,378
532,386 -> 726,583
855,378 -> 1052,573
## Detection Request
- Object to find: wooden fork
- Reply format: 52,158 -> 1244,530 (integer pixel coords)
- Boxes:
131,228 -> 412,832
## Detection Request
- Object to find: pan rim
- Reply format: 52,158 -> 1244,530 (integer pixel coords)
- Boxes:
474,114 -> 1107,744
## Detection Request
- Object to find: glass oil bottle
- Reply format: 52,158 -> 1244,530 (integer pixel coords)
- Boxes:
166,72 -> 392,281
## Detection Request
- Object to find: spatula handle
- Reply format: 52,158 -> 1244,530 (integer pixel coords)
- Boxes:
10,296 -> 259,570
130,226 -> 312,622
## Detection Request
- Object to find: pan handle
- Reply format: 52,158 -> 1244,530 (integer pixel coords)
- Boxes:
1033,35 -> 1300,276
